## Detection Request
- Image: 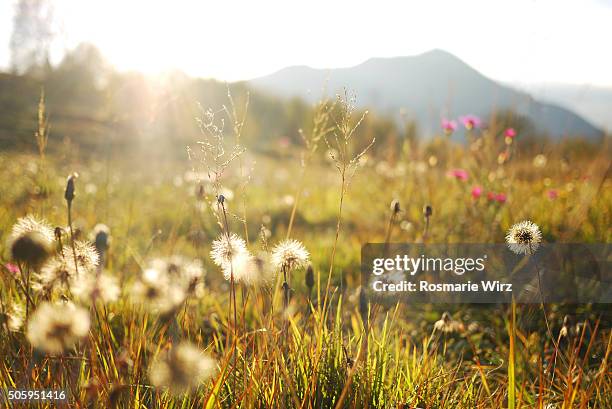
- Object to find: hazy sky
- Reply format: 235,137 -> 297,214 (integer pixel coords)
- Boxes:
1,0 -> 611,86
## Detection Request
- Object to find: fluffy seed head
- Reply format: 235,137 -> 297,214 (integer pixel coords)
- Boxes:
63,240 -> 100,272
434,312 -> 463,333
131,267 -> 186,314
271,239 -> 309,271
71,272 -> 120,304
11,231 -> 52,267
210,233 -> 250,279
8,216 -> 55,266
1,303 -> 25,332
506,220 -> 542,255
149,342 -> 216,395
27,302 -> 90,354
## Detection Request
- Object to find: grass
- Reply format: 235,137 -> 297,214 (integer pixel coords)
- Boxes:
0,94 -> 610,408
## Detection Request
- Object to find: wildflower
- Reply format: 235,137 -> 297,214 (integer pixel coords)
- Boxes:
8,216 -> 54,267
495,193 -> 507,203
504,128 -> 517,138
151,256 -> 205,288
448,169 -> 469,181
210,233 -> 249,278
149,342 -> 216,395
506,220 -> 542,255
433,312 -> 463,333
27,301 -> 90,354
533,154 -> 547,168
471,186 -> 483,199
487,191 -> 495,201
1,303 -> 25,332
232,252 -> 273,285
131,267 -> 186,314
459,115 -> 482,130
71,272 -> 120,304
547,189 -> 558,200
62,240 -> 99,273
35,257 -> 74,293
441,118 -> 457,135
271,239 -> 310,272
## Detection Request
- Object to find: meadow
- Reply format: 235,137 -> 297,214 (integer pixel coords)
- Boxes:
0,93 -> 610,408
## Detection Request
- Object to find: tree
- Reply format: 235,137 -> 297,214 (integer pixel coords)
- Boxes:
9,0 -> 55,74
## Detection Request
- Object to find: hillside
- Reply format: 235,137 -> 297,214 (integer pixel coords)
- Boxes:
250,49 -> 603,138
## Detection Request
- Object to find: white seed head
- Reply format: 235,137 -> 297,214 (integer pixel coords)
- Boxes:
149,342 -> 216,395
271,239 -> 310,272
71,272 -> 120,304
506,220 -> 542,255
8,216 -> 55,245
27,302 -> 90,354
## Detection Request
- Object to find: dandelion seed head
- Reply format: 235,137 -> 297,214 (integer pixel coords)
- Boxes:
63,240 -> 99,272
9,216 -> 55,244
271,239 -> 309,271
210,233 -> 248,269
35,257 -> 74,293
231,251 -> 273,285
149,342 -> 216,395
8,216 -> 54,266
1,303 -> 25,332
27,301 -> 90,354
132,261 -> 191,313
10,231 -> 53,266
506,220 -> 542,255
71,272 -> 120,304
434,312 -> 463,333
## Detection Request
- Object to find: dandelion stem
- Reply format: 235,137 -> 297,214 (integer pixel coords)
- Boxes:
67,202 -> 80,277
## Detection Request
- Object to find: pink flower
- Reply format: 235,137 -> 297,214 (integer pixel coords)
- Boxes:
448,168 -> 469,181
441,118 -> 457,135
459,115 -> 482,130
495,193 -> 507,203
471,185 -> 483,199
5,262 -> 19,275
504,128 -> 517,138
547,189 -> 558,200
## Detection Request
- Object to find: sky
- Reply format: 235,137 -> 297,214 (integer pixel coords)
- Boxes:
0,0 -> 611,87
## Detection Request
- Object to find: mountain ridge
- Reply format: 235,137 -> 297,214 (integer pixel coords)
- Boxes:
248,49 -> 603,139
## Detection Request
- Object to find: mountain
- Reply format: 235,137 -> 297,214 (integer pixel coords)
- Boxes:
249,49 -> 603,139
511,82 -> 612,131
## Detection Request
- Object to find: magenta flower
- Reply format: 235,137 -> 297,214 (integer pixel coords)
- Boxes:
5,262 -> 19,275
459,115 -> 482,130
547,189 -> 558,200
448,168 -> 469,181
471,185 -> 483,199
504,128 -> 517,138
495,193 -> 507,203
441,118 -> 458,135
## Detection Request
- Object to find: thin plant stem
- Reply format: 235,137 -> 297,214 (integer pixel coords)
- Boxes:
67,202 -> 80,277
